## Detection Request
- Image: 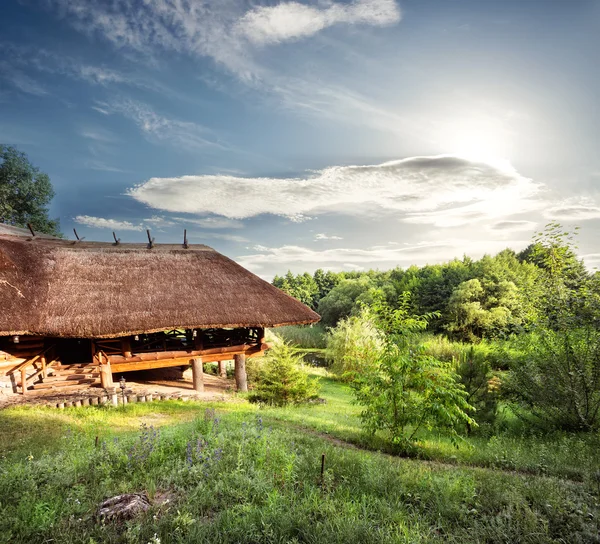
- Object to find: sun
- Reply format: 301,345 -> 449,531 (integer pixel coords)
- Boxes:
437,117 -> 512,163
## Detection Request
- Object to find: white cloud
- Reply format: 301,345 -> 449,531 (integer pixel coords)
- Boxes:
127,155 -> 542,225
315,233 -> 343,240
543,198 -> 600,221
201,233 -> 250,243
238,238 -> 530,273
488,220 -> 537,232
143,216 -> 176,229
235,0 -> 400,46
94,98 -> 224,151
74,215 -> 143,231
173,216 -> 244,229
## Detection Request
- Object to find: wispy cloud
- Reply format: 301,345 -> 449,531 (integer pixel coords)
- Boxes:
74,215 -> 143,231
235,0 -> 400,46
238,238 -> 530,273
127,155 -> 542,226
315,233 -> 343,240
173,216 -> 244,229
543,198 -> 600,221
94,98 -> 225,151
0,61 -> 47,96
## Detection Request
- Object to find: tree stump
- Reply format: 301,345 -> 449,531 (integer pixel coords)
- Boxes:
96,493 -> 151,522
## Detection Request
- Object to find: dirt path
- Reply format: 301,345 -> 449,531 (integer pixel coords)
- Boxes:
283,421 -> 590,487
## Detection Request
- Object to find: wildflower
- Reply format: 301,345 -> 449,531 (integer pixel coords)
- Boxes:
27,454 -> 33,461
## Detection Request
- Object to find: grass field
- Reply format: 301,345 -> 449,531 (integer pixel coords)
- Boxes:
1,373 -> 599,543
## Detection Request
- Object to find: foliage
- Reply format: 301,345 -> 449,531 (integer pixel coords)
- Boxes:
351,341 -> 476,447
0,145 -> 61,236
325,309 -> 384,379
506,327 -> 600,431
248,342 -> 320,406
269,323 -> 327,349
454,347 -> 499,433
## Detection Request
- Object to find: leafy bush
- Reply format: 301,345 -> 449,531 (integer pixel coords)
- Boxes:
505,326 -> 600,432
352,341 -> 476,447
325,310 -> 384,380
248,342 -> 320,406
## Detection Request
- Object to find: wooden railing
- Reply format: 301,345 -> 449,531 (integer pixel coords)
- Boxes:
11,345 -> 56,395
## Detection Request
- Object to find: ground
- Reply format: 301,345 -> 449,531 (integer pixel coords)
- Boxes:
1,370 -> 599,543
0,368 -> 234,409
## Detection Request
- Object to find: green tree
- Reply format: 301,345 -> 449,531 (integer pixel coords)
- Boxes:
248,342 -> 320,406
352,342 -> 476,447
0,145 -> 61,236
317,277 -> 374,326
350,296 -> 475,447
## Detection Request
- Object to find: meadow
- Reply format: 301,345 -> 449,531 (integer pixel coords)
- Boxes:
1,370 -> 599,544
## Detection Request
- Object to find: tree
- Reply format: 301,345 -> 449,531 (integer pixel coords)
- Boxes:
0,145 -> 60,236
248,342 -> 320,406
352,342 -> 475,447
350,296 -> 475,447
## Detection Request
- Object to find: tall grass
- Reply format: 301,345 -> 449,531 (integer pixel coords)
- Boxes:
1,400 -> 598,543
269,324 -> 327,349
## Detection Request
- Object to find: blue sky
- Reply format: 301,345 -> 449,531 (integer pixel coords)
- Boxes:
1,0 -> 599,278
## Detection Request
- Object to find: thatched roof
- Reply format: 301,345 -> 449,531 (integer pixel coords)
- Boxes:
0,225 -> 319,338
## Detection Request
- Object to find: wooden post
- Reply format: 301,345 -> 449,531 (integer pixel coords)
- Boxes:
21,367 -> 27,395
41,354 -> 47,379
191,357 -> 204,392
218,360 -> 227,378
234,353 -> 248,392
99,353 -> 113,389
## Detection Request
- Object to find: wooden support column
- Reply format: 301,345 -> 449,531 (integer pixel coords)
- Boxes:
234,353 -> 248,392
21,367 -> 27,395
41,354 -> 47,379
191,357 -> 204,392
218,360 -> 227,378
99,352 -> 113,389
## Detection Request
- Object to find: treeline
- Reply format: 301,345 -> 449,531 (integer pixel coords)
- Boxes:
273,224 -> 597,342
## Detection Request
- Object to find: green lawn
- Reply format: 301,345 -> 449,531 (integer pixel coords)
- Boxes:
1,374 -> 599,543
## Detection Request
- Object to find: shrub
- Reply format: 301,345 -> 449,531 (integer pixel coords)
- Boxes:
352,340 -> 476,448
248,342 -> 320,406
325,310 -> 384,380
454,346 -> 499,433
505,326 -> 600,432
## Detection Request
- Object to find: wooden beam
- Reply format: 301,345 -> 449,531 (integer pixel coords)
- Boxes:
191,357 -> 204,392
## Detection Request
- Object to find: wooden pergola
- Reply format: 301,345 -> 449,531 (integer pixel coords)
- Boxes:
0,225 -> 320,394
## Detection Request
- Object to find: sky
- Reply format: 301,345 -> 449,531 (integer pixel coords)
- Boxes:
1,0 -> 599,279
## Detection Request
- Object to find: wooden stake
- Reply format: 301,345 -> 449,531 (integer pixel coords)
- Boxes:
234,353 -> 248,392
113,231 -> 120,245
218,360 -> 227,378
320,453 -> 326,487
27,223 -> 35,237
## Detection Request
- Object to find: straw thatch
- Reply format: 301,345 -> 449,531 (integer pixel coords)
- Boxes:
0,225 -> 319,338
